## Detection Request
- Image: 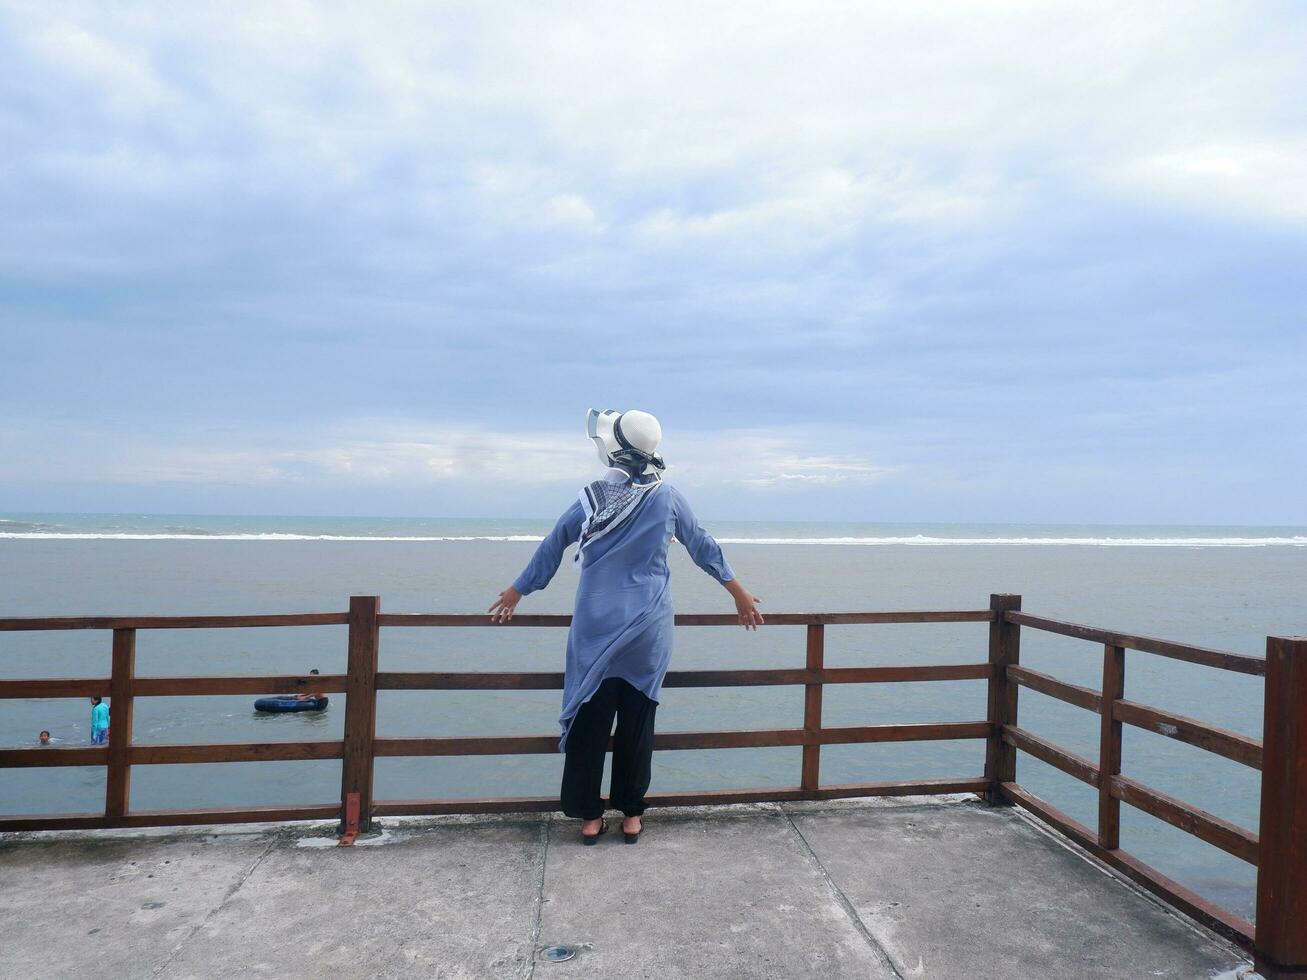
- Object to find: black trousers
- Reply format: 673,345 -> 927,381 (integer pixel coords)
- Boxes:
560,677 -> 657,820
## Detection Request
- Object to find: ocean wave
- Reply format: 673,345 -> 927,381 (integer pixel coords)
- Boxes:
0,532 -> 549,542
2,531 -> 1306,546
714,535 -> 1307,547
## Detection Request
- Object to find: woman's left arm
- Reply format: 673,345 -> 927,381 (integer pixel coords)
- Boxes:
722,576 -> 764,631
489,501 -> 584,623
673,488 -> 764,631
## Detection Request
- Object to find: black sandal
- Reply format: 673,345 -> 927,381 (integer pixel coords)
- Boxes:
623,817 -> 642,844
582,818 -> 608,845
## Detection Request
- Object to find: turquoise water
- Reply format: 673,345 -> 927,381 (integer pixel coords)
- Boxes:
3,512 -> 1305,922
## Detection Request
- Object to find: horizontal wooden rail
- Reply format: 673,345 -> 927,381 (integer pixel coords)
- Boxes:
1006,611 -> 1265,675
1,723 -> 992,768
377,610 -> 994,627
133,675 -> 348,697
0,804 -> 342,833
374,722 -> 991,758
371,778 -> 992,816
1109,774 -> 1259,865
0,613 -> 349,631
376,734 -> 559,756
818,722 -> 991,744
0,741 -> 341,769
0,678 -> 111,699
0,609 -> 992,632
378,671 -> 565,691
0,813 -> 112,831
0,747 -> 108,768
809,778 -> 991,800
375,663 -> 990,691
821,664 -> 991,683
1002,664 -> 1262,769
1011,736 -> 1251,864
1114,699 -> 1262,770
1006,665 -> 1102,713
1,675 -> 347,699
0,609 -> 991,633
1002,725 -> 1100,787
999,782 -> 1254,951
129,741 -> 344,765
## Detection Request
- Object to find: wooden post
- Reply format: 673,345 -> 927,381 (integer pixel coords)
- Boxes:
1097,644 -> 1126,849
105,628 -> 136,819
801,624 -> 824,798
984,594 -> 1022,804
1254,636 -> 1307,979
340,596 -> 380,834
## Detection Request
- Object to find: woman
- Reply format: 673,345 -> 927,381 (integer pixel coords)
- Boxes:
489,409 -> 763,845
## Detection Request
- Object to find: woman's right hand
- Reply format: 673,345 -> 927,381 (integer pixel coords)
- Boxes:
488,586 -> 523,623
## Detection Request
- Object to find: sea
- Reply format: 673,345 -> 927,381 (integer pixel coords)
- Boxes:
4,511 -> 1306,923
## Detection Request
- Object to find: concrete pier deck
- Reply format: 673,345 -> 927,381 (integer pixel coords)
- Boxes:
0,797 -> 1250,980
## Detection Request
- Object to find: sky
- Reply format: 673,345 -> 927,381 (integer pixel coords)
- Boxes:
1,1 -> 1304,524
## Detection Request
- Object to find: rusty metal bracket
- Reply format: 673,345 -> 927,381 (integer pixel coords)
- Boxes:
338,791 -> 360,846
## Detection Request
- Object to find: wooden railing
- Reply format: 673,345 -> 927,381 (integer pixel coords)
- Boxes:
0,600 -> 995,830
1,594 -> 1304,976
988,601 -> 1306,978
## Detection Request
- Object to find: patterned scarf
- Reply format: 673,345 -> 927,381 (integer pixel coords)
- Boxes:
574,468 -> 661,565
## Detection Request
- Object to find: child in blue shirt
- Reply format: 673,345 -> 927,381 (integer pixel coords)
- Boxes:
90,696 -> 109,744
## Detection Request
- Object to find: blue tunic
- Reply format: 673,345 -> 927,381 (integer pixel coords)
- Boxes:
512,482 -> 734,751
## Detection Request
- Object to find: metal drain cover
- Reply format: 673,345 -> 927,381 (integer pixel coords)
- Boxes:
540,945 -> 576,962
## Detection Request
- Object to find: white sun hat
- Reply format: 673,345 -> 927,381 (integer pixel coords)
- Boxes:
586,409 -> 665,476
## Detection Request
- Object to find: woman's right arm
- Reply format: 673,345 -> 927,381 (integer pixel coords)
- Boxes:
489,501 -> 584,623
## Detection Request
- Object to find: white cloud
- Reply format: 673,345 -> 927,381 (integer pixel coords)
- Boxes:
0,420 -> 898,494
9,0 -> 1306,251
668,434 -> 901,491
543,193 -> 604,233
740,457 -> 902,489
1113,141 -> 1307,223
1,2 -> 1304,523
634,167 -> 993,251
24,21 -> 172,113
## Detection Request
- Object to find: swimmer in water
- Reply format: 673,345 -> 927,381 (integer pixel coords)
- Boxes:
293,668 -> 322,701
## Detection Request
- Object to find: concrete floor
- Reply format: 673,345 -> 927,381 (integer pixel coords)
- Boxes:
0,797 -> 1251,980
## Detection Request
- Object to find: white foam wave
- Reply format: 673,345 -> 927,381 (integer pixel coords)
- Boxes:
0,532 -> 548,542
2,531 -> 1306,546
715,535 -> 1307,547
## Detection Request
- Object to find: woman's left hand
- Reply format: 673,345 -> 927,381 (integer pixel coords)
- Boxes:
724,579 -> 764,631
488,586 -> 523,623
734,593 -> 764,631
